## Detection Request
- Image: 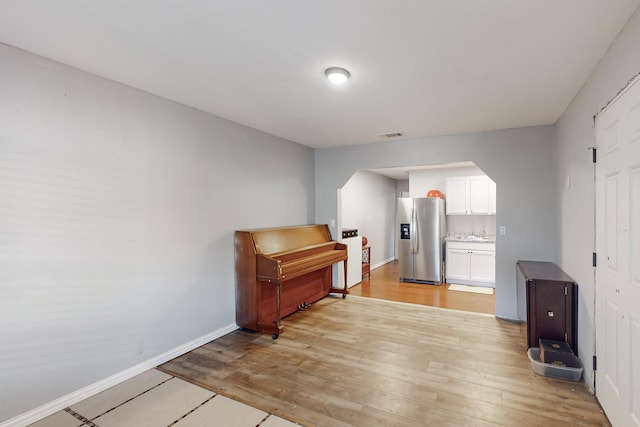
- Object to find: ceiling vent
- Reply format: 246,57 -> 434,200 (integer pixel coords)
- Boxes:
379,132 -> 404,138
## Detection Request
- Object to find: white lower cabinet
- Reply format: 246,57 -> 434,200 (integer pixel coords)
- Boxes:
445,241 -> 495,286
446,248 -> 471,280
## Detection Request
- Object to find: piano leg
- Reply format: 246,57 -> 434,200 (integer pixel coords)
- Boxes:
342,258 -> 348,298
273,282 -> 282,339
330,259 -> 349,299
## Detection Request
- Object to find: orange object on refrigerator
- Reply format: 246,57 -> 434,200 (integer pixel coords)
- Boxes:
426,189 -> 443,198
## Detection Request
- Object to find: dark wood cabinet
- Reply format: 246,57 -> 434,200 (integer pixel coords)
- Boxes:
517,260 -> 578,353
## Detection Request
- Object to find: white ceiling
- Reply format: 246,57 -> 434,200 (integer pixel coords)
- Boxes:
1,1 -> 638,149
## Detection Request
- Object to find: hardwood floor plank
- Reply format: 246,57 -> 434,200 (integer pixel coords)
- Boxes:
159,295 -> 608,426
501,390 -> 608,426
430,391 -> 573,427
349,261 -> 495,315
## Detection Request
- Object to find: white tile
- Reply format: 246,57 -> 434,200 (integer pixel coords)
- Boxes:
175,395 -> 267,426
70,369 -> 172,420
94,377 -> 214,427
28,410 -> 81,427
260,415 -> 303,427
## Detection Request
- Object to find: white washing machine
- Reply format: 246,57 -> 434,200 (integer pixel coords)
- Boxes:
338,229 -> 362,288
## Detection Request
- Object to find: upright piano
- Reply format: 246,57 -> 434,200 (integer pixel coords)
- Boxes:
235,224 -> 348,339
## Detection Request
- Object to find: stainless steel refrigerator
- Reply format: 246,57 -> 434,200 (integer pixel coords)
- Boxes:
397,197 -> 446,284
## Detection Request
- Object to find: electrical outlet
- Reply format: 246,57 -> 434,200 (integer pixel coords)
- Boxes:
499,226 -> 507,236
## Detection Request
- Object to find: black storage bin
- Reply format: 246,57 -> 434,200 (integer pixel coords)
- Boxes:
516,260 -> 578,354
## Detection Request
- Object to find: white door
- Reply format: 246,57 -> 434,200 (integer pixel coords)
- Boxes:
595,75 -> 640,427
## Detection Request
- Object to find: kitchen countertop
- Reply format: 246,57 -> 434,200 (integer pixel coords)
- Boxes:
445,235 -> 496,243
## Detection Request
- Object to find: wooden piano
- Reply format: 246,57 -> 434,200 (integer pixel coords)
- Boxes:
235,224 -> 348,339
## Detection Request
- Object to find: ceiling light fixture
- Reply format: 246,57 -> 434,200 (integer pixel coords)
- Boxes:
325,67 -> 351,84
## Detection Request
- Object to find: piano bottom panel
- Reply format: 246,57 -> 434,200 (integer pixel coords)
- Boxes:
258,267 -> 332,325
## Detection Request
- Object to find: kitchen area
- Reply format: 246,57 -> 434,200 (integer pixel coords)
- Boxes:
442,173 -> 496,288
338,162 -> 497,314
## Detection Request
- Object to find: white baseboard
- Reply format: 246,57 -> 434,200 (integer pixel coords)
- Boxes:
371,257 -> 395,271
494,314 -> 524,323
1,323 -> 238,427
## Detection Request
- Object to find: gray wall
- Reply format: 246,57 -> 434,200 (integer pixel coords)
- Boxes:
340,170 -> 397,268
554,8 -> 640,390
0,43 -> 315,422
316,126 -> 557,320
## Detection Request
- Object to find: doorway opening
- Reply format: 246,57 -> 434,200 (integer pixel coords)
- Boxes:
337,161 -> 497,316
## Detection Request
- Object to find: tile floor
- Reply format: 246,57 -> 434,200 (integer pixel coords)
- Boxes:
30,369 -> 300,427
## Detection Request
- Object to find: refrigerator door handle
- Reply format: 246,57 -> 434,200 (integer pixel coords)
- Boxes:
411,206 -> 418,253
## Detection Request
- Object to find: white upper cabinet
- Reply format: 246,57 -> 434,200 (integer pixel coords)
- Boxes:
444,177 -> 468,214
488,178 -> 497,214
445,175 -> 496,215
468,176 -> 490,214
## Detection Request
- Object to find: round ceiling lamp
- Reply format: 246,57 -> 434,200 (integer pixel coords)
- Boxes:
325,67 -> 351,84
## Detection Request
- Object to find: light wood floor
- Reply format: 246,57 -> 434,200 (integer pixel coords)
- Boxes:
350,260 -> 495,315
160,296 -> 609,427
